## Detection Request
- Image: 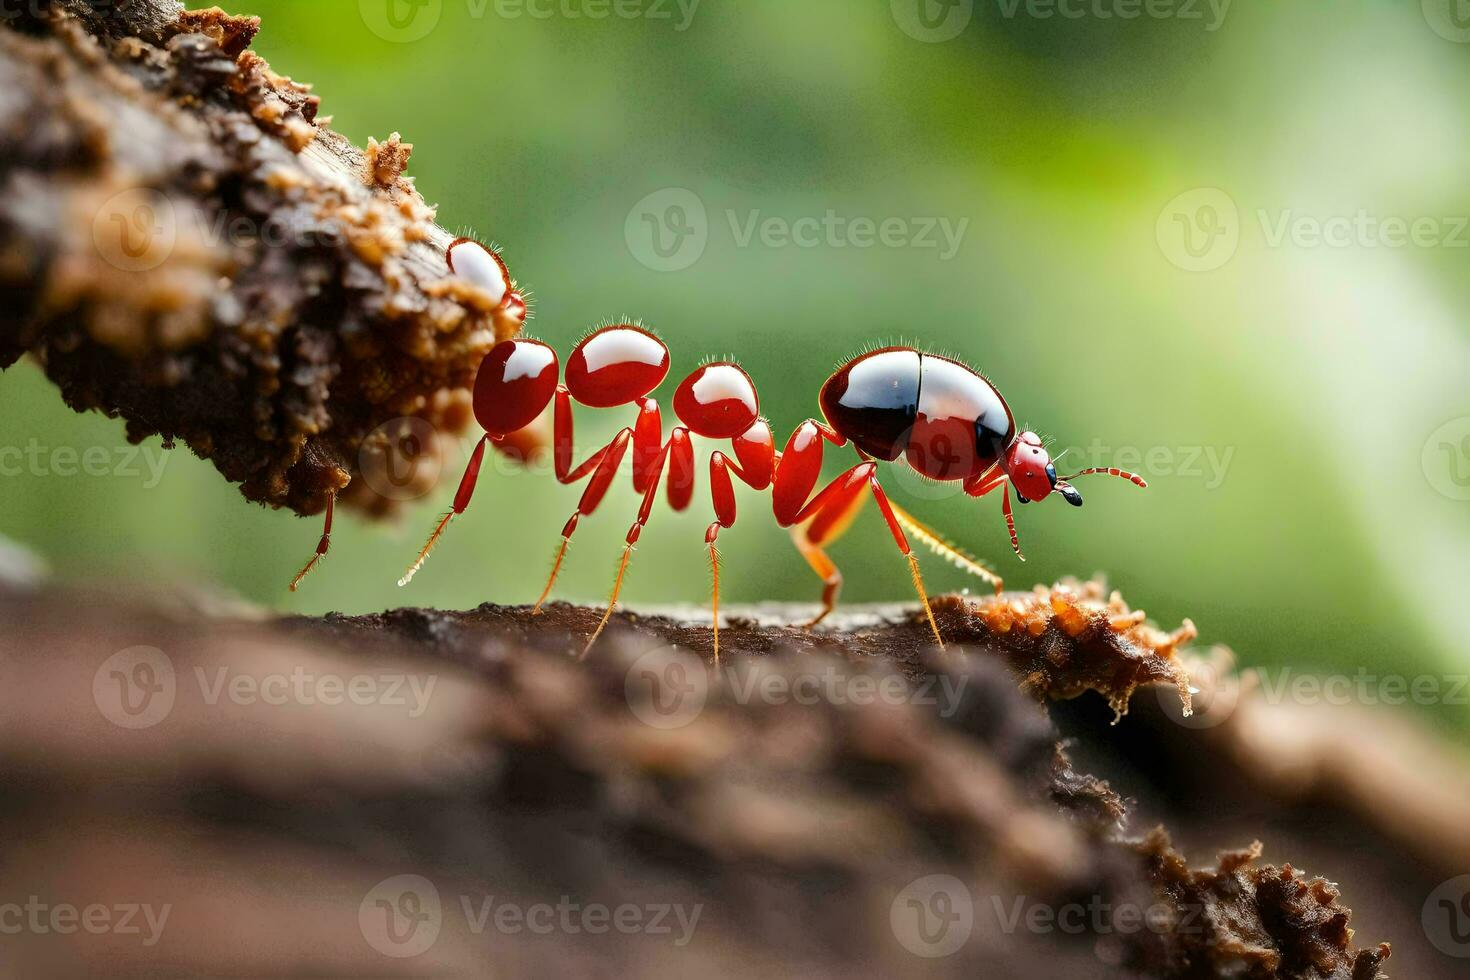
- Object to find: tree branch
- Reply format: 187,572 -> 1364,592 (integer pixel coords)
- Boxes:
0,0 -> 520,519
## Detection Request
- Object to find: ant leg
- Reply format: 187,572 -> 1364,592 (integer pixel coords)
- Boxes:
582,437 -> 673,658
665,427 -> 696,512
705,522 -> 725,662
700,450 -> 749,663
552,385 -> 621,484
790,528 -> 848,630
783,463 -> 869,629
631,398 -> 665,495
772,419 -> 848,525
399,437 -> 489,586
700,425 -> 776,661
864,473 -> 945,650
965,470 -> 1024,560
884,498 -> 1004,595
288,491 -> 336,592
533,427 -> 633,613
784,464 -> 944,648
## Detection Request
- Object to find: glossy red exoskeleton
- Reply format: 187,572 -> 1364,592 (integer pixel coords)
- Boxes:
397,240 -> 1147,660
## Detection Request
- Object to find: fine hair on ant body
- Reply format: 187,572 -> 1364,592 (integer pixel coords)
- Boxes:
387,238 -> 1147,662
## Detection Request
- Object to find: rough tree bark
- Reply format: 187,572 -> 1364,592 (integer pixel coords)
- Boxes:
0,572 -> 1408,979
0,0 -> 522,523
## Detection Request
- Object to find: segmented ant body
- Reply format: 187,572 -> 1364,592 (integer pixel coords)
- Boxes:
397,239 -> 1146,660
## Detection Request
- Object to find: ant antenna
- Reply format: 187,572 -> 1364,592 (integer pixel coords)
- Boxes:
1056,466 -> 1148,488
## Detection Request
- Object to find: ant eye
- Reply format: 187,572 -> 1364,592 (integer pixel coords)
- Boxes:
447,238 -> 509,307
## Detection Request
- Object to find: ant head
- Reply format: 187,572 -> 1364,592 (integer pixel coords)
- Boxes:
1005,431 -> 1081,506
447,238 -> 527,335
674,361 -> 759,439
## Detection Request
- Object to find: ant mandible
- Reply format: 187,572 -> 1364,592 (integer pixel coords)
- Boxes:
397,238 -> 1147,661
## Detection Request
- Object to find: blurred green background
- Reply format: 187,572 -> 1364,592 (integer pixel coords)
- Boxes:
6,0 -> 1469,726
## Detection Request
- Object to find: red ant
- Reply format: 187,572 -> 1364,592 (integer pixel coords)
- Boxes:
396,239 -> 1147,661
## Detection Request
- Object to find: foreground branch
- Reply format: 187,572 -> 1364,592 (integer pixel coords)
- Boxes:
0,1 -> 519,520
0,570 -> 1405,979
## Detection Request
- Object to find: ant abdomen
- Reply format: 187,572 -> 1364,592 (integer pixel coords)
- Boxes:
820,347 -> 1014,482
818,347 -> 920,462
905,355 -> 1012,482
